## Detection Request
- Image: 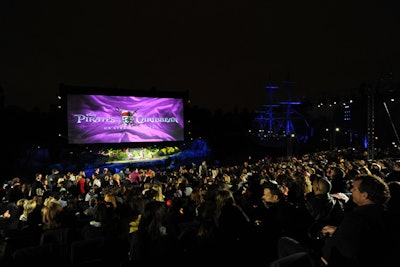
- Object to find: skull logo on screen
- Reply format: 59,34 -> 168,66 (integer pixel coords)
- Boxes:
117,107 -> 138,126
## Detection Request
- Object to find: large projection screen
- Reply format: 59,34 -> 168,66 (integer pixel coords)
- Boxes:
67,94 -> 185,144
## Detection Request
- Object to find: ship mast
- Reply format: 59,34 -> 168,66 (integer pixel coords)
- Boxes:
254,81 -> 300,139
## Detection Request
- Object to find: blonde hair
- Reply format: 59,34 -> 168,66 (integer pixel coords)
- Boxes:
41,197 -> 63,229
17,198 -> 27,207
112,173 -> 121,186
104,193 -> 117,209
152,183 -> 165,202
190,187 -> 205,206
23,199 -> 37,218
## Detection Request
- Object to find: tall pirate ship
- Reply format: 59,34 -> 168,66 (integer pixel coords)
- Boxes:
250,81 -> 310,153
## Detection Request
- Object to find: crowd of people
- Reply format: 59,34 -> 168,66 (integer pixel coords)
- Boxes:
0,148 -> 399,267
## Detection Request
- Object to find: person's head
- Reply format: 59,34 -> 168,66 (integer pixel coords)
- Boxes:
189,187 -> 205,205
23,199 -> 37,217
104,193 -> 117,209
112,173 -> 121,184
350,174 -> 390,207
262,181 -> 284,204
41,197 -> 63,229
393,160 -> 400,171
387,181 -> 400,211
151,183 -> 164,202
329,166 -> 345,180
93,201 -> 114,224
139,200 -> 167,240
214,189 -> 237,220
12,177 -> 21,186
89,197 -> 98,208
311,174 -> 332,195
36,173 -> 43,181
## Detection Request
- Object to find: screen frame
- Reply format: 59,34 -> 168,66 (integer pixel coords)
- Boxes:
60,84 -> 188,145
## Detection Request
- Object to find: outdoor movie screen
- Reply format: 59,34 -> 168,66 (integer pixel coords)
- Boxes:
67,94 -> 185,144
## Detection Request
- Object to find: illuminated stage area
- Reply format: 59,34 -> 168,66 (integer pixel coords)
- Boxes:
99,146 -> 180,164
56,139 -> 212,176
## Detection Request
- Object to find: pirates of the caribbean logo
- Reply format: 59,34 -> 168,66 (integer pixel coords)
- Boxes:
116,107 -> 138,126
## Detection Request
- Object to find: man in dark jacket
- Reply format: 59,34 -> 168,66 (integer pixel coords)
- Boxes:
271,174 -> 391,267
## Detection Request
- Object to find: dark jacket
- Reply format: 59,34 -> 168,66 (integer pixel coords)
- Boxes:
321,204 -> 388,267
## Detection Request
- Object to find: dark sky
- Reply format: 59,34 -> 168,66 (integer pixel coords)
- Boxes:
1,1 -> 399,112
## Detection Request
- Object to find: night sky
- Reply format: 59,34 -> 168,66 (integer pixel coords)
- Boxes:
1,1 -> 399,113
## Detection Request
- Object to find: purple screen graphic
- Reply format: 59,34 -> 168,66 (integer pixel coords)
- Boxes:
67,95 -> 184,144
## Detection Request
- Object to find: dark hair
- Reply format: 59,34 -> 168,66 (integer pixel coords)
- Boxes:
354,174 -> 390,205
138,201 -> 167,240
93,201 -> 114,223
312,174 -> 332,194
262,181 -> 284,200
331,167 -> 345,179
387,181 -> 400,211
